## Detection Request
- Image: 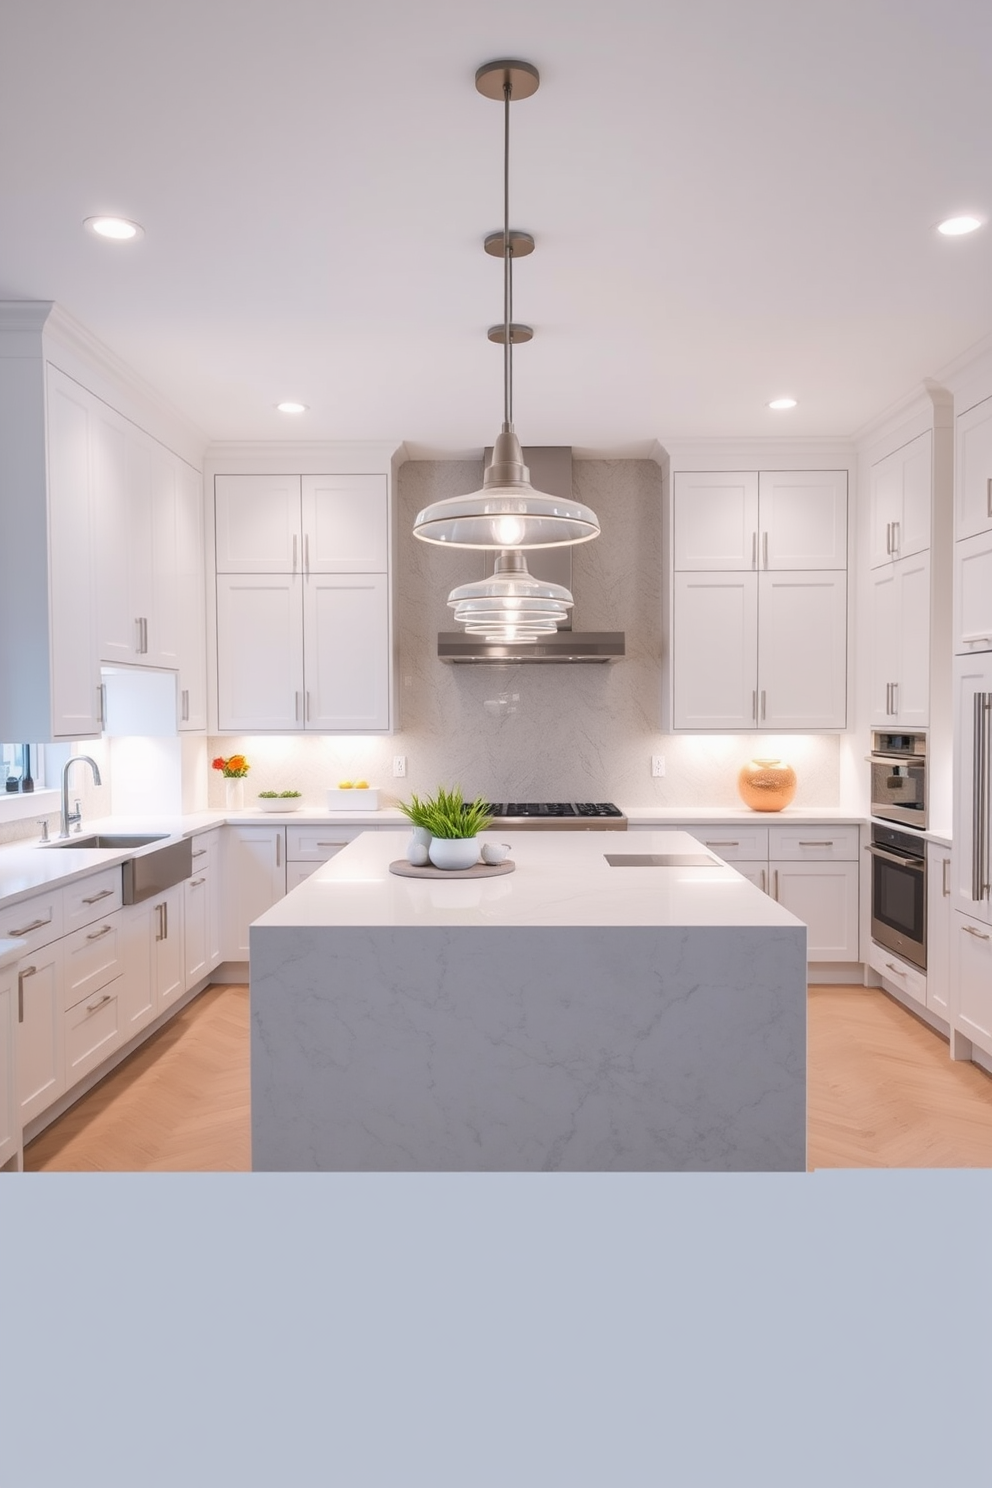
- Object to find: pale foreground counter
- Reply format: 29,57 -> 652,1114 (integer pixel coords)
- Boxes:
250,830 -> 807,1172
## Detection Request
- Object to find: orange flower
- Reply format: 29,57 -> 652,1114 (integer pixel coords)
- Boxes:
212,753 -> 250,778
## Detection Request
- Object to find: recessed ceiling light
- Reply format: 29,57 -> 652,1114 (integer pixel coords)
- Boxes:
276,401 -> 309,414
83,216 -> 143,241
937,215 -> 982,236
767,397 -> 798,410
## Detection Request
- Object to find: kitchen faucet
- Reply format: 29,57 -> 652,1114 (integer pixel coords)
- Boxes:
59,755 -> 102,839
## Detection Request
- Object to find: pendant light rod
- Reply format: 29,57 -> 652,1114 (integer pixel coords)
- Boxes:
503,79 -> 512,431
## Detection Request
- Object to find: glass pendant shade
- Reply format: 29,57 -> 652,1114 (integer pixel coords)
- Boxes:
447,550 -> 572,642
414,429 -> 600,550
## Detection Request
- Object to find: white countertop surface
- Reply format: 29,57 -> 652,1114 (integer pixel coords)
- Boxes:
620,805 -> 864,824
254,829 -> 805,931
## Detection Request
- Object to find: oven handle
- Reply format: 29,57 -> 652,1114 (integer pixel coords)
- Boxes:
864,842 -> 925,870
868,752 -> 927,767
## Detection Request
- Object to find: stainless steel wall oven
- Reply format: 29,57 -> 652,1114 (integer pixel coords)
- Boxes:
870,731 -> 927,829
868,822 -> 927,971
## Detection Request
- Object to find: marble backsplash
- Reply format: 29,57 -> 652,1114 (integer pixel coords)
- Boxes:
205,457 -> 840,811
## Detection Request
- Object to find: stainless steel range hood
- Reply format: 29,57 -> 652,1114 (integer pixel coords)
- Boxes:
437,447 -> 625,665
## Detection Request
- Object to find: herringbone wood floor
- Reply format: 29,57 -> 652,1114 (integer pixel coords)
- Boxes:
22,980 -> 992,1171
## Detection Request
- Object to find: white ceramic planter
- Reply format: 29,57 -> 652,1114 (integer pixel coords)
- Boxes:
428,836 -> 480,871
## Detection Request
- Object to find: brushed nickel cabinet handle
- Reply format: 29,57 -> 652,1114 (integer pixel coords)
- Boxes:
885,521 -> 891,554
798,840 -> 834,847
751,532 -> 757,569
275,834 -> 282,868
942,857 -> 950,897
305,691 -> 311,722
963,924 -> 991,941
155,904 -> 165,942
85,993 -> 112,1012
704,841 -> 741,847
760,690 -> 766,721
891,681 -> 898,717
82,888 -> 114,905
305,534 -> 310,576
773,868 -> 779,899
17,965 -> 36,1022
192,848 -> 207,858
98,682 -> 107,726
295,691 -> 301,721
135,617 -> 143,653
164,901 -> 168,939
85,924 -> 113,941
8,915 -> 52,938
315,841 -> 347,847
760,867 -> 767,893
190,876 -> 206,887
752,690 -> 757,722
987,477 -> 992,521
181,688 -> 190,722
885,960 -> 908,976
292,534 -> 298,575
762,531 -> 768,568
892,520 -> 900,552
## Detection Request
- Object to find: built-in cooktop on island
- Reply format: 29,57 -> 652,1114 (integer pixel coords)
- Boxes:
484,802 -> 627,830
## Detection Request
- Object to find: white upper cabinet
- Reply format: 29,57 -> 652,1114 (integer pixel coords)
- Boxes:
868,431 -> 932,568
954,528 -> 992,655
215,475 -> 302,572
758,572 -> 847,729
757,471 -> 848,571
672,469 -> 846,572
956,395 -> 992,541
673,572 -> 758,730
175,463 -> 207,730
302,475 -> 388,573
869,554 -> 930,728
673,473 -> 759,570
213,469 -> 394,733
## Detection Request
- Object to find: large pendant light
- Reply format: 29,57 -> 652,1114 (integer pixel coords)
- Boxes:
412,60 -> 601,552
447,550 -> 573,644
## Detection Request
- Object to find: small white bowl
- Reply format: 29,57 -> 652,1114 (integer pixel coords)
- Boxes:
257,797 -> 302,813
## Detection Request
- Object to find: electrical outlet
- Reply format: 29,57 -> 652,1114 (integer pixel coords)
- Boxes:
651,755 -> 666,778
393,755 -> 407,778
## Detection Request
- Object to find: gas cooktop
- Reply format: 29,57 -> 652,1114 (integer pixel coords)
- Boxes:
484,802 -> 627,830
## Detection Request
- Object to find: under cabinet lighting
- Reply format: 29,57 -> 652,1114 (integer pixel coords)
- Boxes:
767,397 -> 798,410
937,215 -> 982,236
83,216 -> 143,241
276,401 -> 309,414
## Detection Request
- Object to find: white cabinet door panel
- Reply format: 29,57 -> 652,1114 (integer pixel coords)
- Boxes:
869,433 -> 931,568
215,474 -> 302,572
176,463 -> 207,730
952,655 -> 992,926
956,395 -> 992,541
869,566 -> 899,725
950,909 -> 992,1057
672,473 -> 759,571
17,942 -> 65,1124
758,572 -> 846,729
673,572 -> 758,729
225,827 -> 286,959
302,475 -> 388,573
927,842 -> 952,1020
893,554 -> 930,728
153,885 -> 185,1012
954,528 -> 992,655
46,368 -> 101,738
216,574 -> 305,731
121,901 -> 156,1040
772,861 -> 858,961
148,444 -> 180,669
758,470 -> 847,570
65,979 -> 123,1085
92,403 -> 135,664
304,573 -> 390,731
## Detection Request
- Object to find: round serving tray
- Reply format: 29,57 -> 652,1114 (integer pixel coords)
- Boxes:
388,859 -> 515,880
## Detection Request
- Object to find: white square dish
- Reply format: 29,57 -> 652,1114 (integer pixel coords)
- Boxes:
327,787 -> 379,811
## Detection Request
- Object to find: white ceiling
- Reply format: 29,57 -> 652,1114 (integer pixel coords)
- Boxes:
2,0 -> 991,455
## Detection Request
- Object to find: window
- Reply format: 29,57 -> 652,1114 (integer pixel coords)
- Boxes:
1,743 -> 46,793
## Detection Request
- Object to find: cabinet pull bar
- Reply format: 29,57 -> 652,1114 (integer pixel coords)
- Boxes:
192,848 -> 207,858
885,521 -> 891,554
181,688 -> 189,722
295,691 -> 300,721
85,924 -> 113,941
704,841 -> 741,847
891,681 -> 898,717
98,682 -> 107,727
292,534 -> 298,575
751,532 -> 757,569
305,534 -> 310,576
315,841 -> 347,848
987,477 -> 992,521
82,888 -> 114,905
8,916 -> 52,937
760,867 -> 767,893
885,961 -> 908,976
164,901 -> 168,939
798,840 -> 834,847
155,904 -> 165,942
306,691 -> 311,722
17,965 -> 36,1022
963,924 -> 991,941
760,690 -> 766,721
773,868 -> 779,900
190,876 -> 206,886
86,993 -> 112,1012
892,520 -> 899,553
752,690 -> 757,722
973,692 -> 987,901
135,617 -> 142,653
762,531 -> 769,569
275,834 -> 282,868
942,857 -> 950,897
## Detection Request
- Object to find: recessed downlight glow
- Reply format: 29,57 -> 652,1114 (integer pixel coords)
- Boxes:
276,401 -> 309,414
767,397 -> 798,410
937,215 -> 982,236
84,216 -> 142,240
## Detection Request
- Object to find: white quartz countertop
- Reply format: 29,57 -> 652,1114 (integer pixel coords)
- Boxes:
254,829 -> 805,931
620,805 -> 864,824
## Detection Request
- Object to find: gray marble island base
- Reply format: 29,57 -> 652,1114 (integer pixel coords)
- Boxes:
250,831 -> 806,1172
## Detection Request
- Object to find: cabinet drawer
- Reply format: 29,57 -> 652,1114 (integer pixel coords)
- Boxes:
0,889 -> 63,954
869,940 -> 927,1007
188,829 -> 221,873
681,825 -> 768,862
286,824 -> 372,862
767,825 -> 859,860
62,911 -> 123,1011
65,977 -> 123,1085
63,868 -> 123,933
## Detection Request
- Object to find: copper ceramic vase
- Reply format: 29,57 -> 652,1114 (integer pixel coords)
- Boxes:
737,757 -> 797,812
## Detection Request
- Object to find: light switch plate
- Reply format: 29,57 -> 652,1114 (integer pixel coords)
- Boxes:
651,755 -> 665,777
393,756 -> 407,777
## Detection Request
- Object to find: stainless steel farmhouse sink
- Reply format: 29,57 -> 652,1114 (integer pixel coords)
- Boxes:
44,833 -> 193,904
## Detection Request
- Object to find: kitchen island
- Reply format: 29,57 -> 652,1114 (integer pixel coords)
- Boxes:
250,829 -> 807,1171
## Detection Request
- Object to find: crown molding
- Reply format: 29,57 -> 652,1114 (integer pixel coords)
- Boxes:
203,439 -> 404,475
659,434 -> 856,470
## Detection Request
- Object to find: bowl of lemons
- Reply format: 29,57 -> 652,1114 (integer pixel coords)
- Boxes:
327,780 -> 379,811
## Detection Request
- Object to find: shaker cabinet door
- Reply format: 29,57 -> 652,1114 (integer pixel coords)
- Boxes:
672,572 -> 758,729
304,573 -> 390,731
672,473 -> 759,571
757,470 -> 847,571
302,475 -> 388,573
215,475 -> 302,572
216,574 -> 305,731
758,572 -> 847,729
956,396 -> 992,541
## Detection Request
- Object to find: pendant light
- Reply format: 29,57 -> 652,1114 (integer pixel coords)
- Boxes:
412,60 -> 601,552
446,550 -> 572,644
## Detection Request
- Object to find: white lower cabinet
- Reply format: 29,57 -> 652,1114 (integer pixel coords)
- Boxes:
0,964 -> 18,1168
926,842 -> 952,1020
16,941 -> 65,1125
770,861 -> 860,962
120,885 -> 186,1038
284,824 -> 380,891
152,885 -> 186,1013
950,909 -> 992,1058
185,830 -> 222,989
225,826 -> 286,959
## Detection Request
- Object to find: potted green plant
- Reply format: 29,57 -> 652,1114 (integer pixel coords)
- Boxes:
257,789 -> 303,813
399,786 -> 492,870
